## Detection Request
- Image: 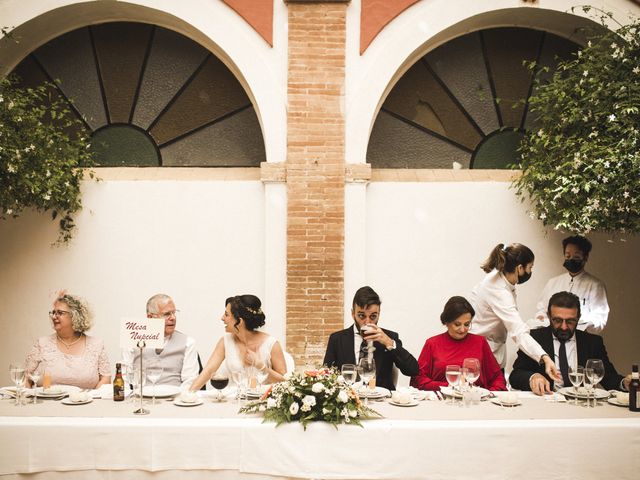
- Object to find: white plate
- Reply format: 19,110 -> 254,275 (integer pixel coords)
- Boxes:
558,387 -> 609,400
142,385 -> 181,398
490,398 -> 521,407
440,386 -> 490,399
607,398 -> 629,407
36,385 -> 80,398
61,397 -> 93,406
356,386 -> 390,399
389,400 -> 419,407
173,398 -> 203,407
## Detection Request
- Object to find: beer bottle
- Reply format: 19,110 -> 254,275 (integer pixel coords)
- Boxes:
630,364 -> 639,412
113,363 -> 125,402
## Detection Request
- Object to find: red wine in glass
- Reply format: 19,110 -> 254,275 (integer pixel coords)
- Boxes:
210,376 -> 229,401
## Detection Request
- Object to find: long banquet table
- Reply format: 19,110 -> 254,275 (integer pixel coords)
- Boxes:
1,392 -> 639,480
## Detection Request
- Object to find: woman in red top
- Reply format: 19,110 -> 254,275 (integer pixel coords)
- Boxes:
411,296 -> 506,391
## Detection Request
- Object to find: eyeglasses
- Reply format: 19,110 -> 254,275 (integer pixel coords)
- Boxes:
550,317 -> 578,327
152,310 -> 179,319
356,312 -> 378,322
49,310 -> 71,317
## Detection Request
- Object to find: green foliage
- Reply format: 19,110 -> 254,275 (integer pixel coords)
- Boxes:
514,7 -> 640,235
0,73 -> 96,244
239,367 -> 381,430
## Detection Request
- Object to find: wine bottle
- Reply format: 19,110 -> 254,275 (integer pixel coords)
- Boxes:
113,363 -> 125,402
630,364 -> 639,412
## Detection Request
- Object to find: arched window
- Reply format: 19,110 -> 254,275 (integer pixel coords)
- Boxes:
12,22 -> 265,167
367,28 -> 579,169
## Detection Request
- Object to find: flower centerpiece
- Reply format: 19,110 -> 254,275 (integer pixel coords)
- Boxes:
513,7 -> 639,236
239,367 -> 381,429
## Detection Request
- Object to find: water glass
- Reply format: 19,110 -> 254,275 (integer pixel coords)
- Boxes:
9,363 -> 25,406
585,359 -> 604,407
568,366 -> 584,406
357,357 -> 376,405
445,365 -> 461,405
341,364 -> 357,388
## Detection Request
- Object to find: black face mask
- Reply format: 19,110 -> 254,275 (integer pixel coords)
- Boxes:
563,258 -> 584,274
517,270 -> 532,284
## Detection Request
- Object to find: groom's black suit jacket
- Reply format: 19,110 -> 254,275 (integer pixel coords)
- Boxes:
323,326 -> 418,391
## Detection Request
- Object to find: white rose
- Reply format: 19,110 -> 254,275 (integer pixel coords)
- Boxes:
337,390 -> 349,403
289,402 -> 299,415
266,398 -> 277,409
312,382 -> 324,393
349,408 -> 357,418
302,395 -> 316,407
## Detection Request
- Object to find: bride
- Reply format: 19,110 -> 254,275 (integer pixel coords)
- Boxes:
190,295 -> 286,391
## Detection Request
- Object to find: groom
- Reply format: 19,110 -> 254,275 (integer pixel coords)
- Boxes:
323,286 -> 418,390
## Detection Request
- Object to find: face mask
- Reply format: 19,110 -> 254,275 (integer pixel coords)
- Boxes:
517,270 -> 532,284
563,258 -> 584,274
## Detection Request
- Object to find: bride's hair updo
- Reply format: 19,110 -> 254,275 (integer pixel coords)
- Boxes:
226,295 -> 266,331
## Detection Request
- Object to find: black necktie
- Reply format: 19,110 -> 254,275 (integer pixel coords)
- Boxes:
358,337 -> 368,362
559,340 -> 571,387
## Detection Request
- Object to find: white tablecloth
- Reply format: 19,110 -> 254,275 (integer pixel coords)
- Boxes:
1,394 -> 639,480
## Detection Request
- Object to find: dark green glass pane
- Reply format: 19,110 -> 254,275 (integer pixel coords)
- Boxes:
91,125 -> 159,166
472,129 -> 523,169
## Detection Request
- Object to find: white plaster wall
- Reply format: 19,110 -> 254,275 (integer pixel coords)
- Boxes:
0,179 -> 272,382
352,181 -> 640,386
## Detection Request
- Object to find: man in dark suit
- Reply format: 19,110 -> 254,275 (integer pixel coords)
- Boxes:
510,291 -> 630,395
323,286 -> 418,390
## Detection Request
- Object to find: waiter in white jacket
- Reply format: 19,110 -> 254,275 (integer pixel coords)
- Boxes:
470,243 -> 560,382
534,235 -> 608,334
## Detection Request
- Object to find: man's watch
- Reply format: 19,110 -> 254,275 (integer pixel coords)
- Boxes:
386,340 -> 396,351
538,354 -> 549,366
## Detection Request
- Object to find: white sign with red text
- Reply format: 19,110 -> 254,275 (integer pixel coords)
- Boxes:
120,317 -> 164,348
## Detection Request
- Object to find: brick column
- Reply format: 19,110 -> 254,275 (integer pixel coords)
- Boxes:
285,0 -> 349,367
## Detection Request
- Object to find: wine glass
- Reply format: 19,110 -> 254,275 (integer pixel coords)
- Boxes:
28,363 -> 45,405
462,358 -> 481,390
230,369 -> 248,404
146,366 -> 163,405
445,365 -> 461,405
210,373 -> 230,402
122,363 -> 134,403
568,365 -> 584,406
132,367 -> 147,402
585,359 -> 604,407
341,364 -> 357,389
9,363 -> 25,406
357,357 -> 376,405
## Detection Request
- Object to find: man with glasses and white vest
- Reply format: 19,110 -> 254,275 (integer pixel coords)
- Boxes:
122,294 -> 199,389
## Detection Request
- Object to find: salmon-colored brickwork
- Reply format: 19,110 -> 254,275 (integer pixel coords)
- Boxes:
286,2 -> 348,368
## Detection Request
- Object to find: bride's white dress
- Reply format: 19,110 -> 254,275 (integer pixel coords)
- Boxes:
223,333 -> 276,382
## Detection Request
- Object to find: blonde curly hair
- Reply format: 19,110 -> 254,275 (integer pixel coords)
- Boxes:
57,294 -> 93,333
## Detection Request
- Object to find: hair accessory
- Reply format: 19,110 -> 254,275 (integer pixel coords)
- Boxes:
502,243 -> 509,251
245,306 -> 263,315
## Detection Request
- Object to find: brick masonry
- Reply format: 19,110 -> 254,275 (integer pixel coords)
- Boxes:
286,1 -> 348,368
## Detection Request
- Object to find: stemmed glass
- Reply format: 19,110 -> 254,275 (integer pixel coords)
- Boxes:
210,373 -> 230,402
9,363 -> 25,406
462,358 -> 481,391
585,359 -> 604,407
341,364 -> 357,390
357,357 -> 376,405
231,369 -> 248,405
28,363 -> 45,405
146,365 -> 163,405
445,365 -> 461,405
568,365 -> 584,406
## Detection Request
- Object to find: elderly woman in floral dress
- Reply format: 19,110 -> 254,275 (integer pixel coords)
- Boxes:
25,293 -> 111,389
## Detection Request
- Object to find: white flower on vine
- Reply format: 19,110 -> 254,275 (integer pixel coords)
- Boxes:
633,66 -> 640,74
604,161 -> 610,168
43,192 -> 51,201
608,114 -> 616,122
539,213 -> 547,220
6,209 -> 12,215
623,191 -> 630,198
7,163 -> 16,173
571,187 -> 579,194
583,70 -> 589,77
